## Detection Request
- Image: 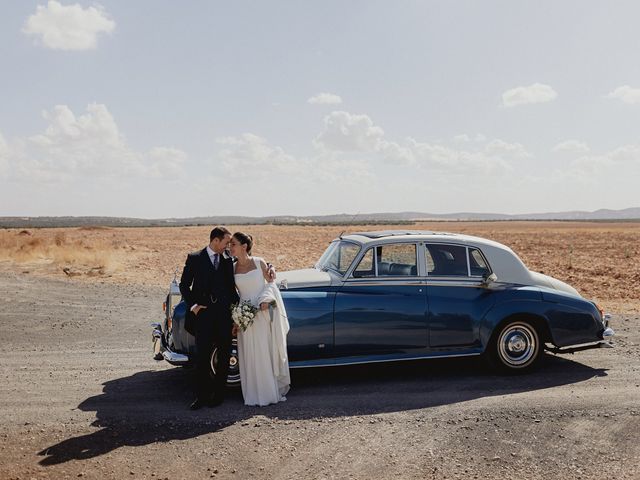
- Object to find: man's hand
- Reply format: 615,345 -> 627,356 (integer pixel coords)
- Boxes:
267,263 -> 276,282
231,324 -> 239,336
192,305 -> 207,315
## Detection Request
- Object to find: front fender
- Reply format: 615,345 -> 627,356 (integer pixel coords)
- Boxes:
170,301 -> 196,354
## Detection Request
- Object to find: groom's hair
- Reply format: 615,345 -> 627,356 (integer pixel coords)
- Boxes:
210,226 -> 231,242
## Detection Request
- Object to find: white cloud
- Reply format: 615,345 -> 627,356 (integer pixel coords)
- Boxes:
380,138 -> 518,173
378,140 -> 416,166
607,144 -> 640,163
23,1 -> 115,51
5,103 -> 186,182
312,154 -> 375,186
216,133 -> 301,179
484,139 -> 533,159
453,134 -> 471,143
146,147 -> 187,179
605,85 -> 640,105
501,83 -> 558,107
453,133 -> 488,143
314,111 -> 384,152
554,144 -> 640,183
413,140 -> 515,172
307,93 -> 343,105
552,140 -> 590,154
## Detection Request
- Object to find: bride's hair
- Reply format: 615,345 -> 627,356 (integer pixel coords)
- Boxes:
232,232 -> 253,254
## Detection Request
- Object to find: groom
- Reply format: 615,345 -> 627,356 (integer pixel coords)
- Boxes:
179,226 -> 239,410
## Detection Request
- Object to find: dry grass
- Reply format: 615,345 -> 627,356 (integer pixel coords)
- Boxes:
1,221 -> 639,312
0,229 -> 117,276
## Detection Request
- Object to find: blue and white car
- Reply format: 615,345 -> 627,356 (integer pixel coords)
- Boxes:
152,230 -> 614,381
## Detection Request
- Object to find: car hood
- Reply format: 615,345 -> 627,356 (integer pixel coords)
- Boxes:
529,271 -> 581,297
276,268 -> 333,290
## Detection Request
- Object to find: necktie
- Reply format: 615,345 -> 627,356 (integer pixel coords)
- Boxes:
213,253 -> 219,270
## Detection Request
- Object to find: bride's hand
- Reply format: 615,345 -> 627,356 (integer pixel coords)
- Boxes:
267,263 -> 276,282
259,302 -> 269,311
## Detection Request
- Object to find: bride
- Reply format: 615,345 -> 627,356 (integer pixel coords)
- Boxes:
228,232 -> 290,406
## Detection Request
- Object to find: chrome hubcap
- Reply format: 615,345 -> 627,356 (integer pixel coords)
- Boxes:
498,324 -> 537,367
507,335 -> 527,353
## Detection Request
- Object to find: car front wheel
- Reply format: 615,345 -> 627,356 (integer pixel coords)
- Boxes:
488,320 -> 541,373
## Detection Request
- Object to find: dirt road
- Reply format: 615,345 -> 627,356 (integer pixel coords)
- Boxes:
1,269 -> 639,479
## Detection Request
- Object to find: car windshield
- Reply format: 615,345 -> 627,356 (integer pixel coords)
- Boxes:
316,240 -> 361,275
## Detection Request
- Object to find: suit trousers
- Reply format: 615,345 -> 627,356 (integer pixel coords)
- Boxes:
194,304 -> 232,400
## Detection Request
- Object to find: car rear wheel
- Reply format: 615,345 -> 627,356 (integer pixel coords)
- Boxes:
488,320 -> 541,373
210,338 -> 241,386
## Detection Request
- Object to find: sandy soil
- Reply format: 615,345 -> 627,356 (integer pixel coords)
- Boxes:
1,222 -> 639,479
2,221 -> 640,311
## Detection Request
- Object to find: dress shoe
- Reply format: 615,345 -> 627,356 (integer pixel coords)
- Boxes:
189,398 -> 205,410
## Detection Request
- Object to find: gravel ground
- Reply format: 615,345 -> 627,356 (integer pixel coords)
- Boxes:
1,268 -> 639,480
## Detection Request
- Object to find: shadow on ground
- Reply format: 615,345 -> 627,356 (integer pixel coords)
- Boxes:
39,354 -> 607,465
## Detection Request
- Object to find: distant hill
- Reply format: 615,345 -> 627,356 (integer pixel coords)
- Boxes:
1,207 -> 639,228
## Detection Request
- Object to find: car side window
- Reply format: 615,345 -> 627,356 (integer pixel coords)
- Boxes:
426,244 -> 468,276
469,248 -> 490,277
377,244 -> 417,276
425,248 -> 435,274
352,248 -> 375,278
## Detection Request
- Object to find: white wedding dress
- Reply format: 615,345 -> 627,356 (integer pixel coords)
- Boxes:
235,257 -> 290,406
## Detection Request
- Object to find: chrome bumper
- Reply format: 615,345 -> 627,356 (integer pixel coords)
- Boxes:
162,349 -> 189,364
151,322 -> 190,365
546,323 -> 615,355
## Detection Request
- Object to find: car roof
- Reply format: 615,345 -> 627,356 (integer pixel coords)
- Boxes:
342,230 -> 510,250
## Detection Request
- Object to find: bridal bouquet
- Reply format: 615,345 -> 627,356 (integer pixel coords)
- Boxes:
231,300 -> 258,332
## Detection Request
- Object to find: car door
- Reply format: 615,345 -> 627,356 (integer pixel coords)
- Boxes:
425,243 -> 497,349
333,242 -> 428,356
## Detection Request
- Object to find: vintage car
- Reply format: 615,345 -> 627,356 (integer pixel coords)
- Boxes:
152,230 -> 614,382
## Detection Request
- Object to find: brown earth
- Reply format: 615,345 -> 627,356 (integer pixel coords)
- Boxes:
1,222 -> 639,479
2,221 -> 639,311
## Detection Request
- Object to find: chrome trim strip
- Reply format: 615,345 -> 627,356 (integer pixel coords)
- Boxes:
344,280 -> 424,286
426,280 -> 485,288
466,246 -> 471,277
289,351 -> 482,369
342,279 -> 493,288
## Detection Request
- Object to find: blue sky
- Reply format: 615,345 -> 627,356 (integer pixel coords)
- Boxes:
1,1 -> 640,217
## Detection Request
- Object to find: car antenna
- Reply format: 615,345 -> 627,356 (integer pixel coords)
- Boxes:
341,211 -> 361,239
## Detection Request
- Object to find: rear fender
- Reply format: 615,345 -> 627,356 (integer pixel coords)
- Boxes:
480,299 -> 554,350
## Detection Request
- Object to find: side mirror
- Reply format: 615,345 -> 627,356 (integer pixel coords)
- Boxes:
481,272 -> 498,287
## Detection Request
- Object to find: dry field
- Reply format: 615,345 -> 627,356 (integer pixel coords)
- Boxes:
1,221 -> 638,312
2,222 -> 639,480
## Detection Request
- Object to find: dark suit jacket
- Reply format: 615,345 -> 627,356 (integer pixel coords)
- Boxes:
179,248 -> 239,334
